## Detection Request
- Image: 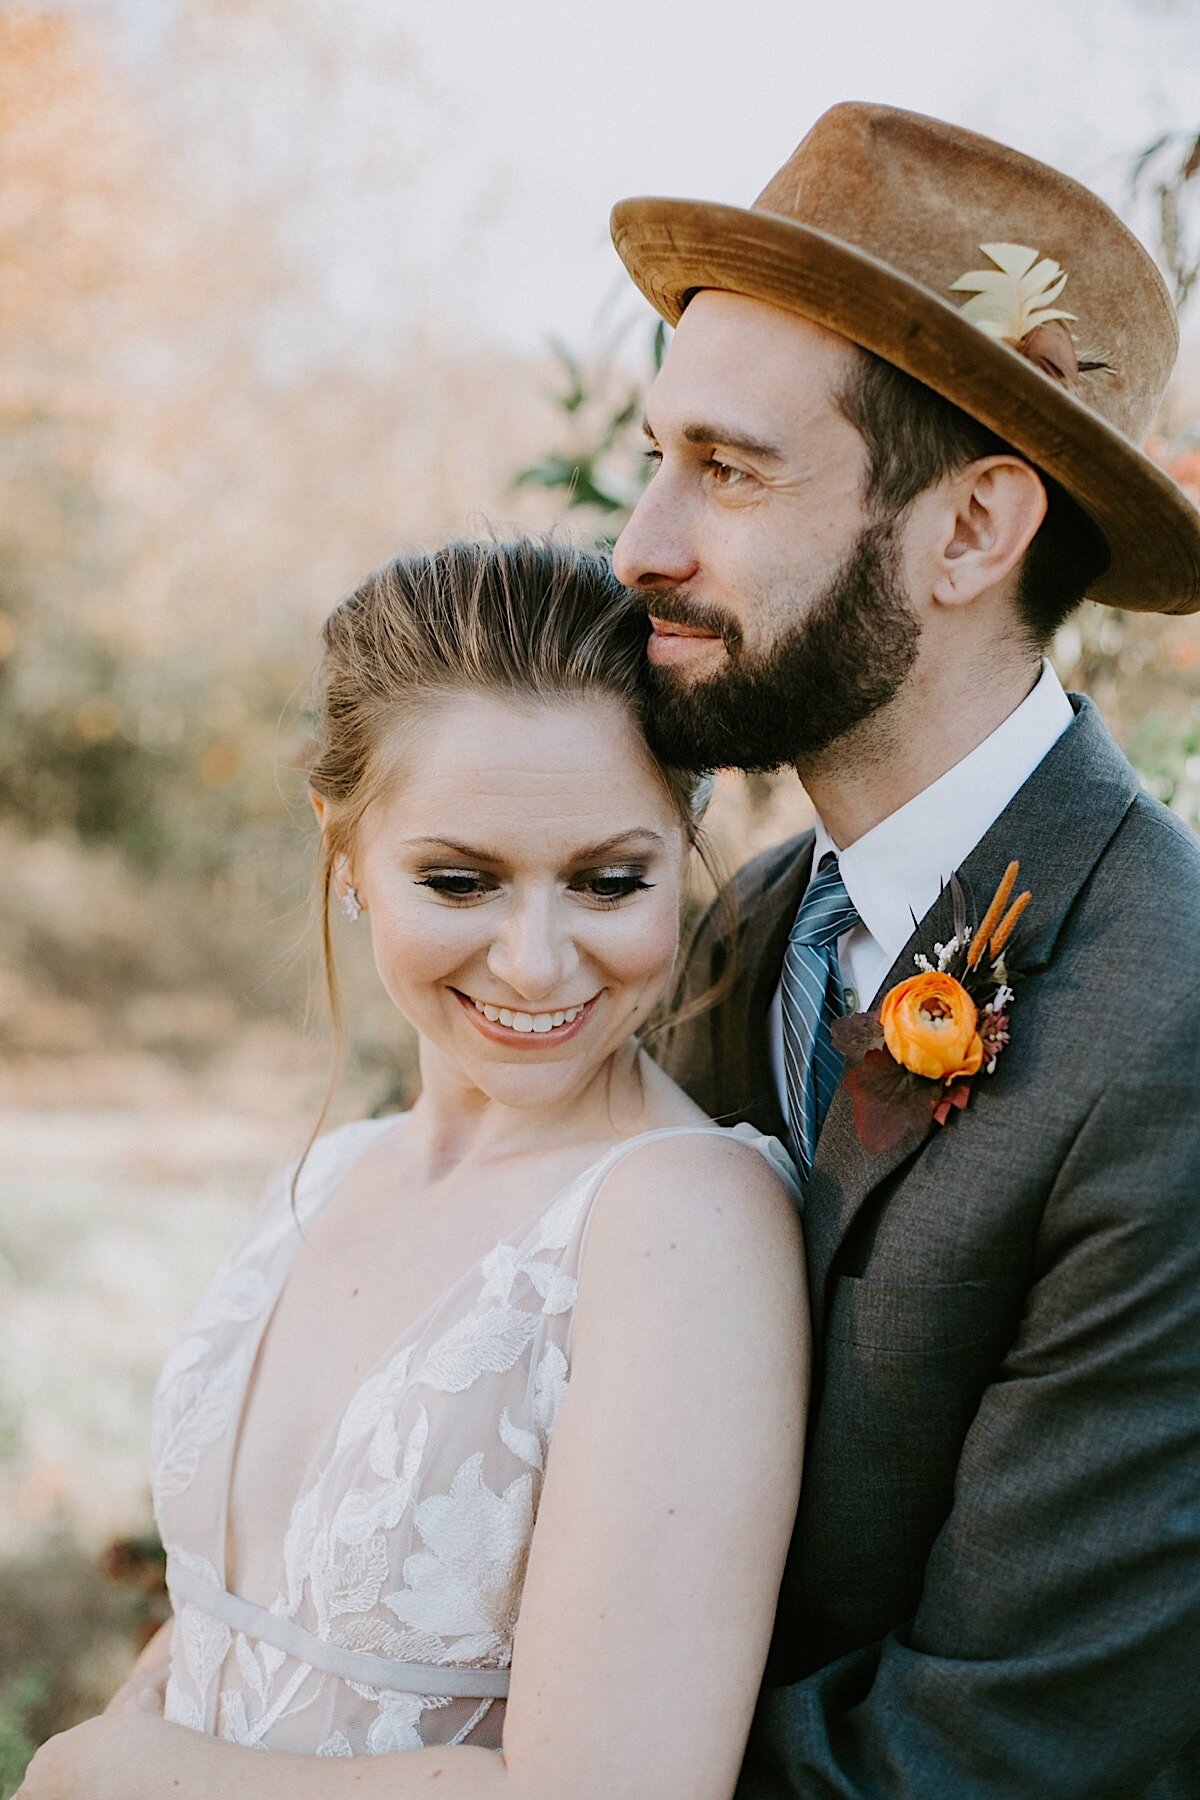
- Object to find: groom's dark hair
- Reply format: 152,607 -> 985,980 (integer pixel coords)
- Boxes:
836,348 -> 1110,645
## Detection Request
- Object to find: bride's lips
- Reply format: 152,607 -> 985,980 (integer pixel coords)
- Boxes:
452,988 -> 599,1048
647,616 -> 725,665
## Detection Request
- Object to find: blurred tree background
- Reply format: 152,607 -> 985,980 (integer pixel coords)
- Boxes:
0,0 -> 1198,1784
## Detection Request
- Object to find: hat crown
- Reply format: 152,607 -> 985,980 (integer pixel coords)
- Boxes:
753,103 -> 1176,443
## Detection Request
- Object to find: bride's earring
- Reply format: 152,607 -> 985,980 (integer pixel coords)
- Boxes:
340,880 -> 362,922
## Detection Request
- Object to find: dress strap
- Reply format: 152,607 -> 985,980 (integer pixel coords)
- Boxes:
166,1555 -> 510,1700
592,1121 -> 800,1198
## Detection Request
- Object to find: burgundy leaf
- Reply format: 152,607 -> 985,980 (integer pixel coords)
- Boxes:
932,1080 -> 973,1127
843,1049 -> 936,1155
830,1010 -> 884,1067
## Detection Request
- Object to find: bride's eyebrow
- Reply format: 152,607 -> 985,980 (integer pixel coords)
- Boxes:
574,829 -> 667,860
402,830 -> 667,863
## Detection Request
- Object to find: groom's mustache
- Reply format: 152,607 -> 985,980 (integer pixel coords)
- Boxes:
640,589 -> 745,654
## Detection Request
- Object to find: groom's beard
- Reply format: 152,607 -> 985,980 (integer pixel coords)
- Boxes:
641,516 -> 921,772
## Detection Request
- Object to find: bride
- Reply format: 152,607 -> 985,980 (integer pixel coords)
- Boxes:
20,536 -> 807,1800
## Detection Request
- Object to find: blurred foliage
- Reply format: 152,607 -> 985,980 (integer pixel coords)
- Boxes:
0,2 -> 563,1061
1130,127 -> 1200,312
0,1530 -> 148,1792
0,1666 -> 47,1799
513,321 -> 667,529
0,564 -> 302,878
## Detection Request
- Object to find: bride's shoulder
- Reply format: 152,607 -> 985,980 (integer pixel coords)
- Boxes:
581,1124 -> 804,1303
608,1122 -> 798,1213
565,1124 -> 806,1379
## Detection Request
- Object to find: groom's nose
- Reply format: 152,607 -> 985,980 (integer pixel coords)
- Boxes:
612,482 -> 699,592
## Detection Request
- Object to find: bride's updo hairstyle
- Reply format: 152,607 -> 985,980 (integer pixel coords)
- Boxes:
304,535 -> 718,1093
310,532 -> 707,894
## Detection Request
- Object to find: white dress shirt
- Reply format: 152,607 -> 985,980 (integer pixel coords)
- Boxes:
769,661 -> 1074,1125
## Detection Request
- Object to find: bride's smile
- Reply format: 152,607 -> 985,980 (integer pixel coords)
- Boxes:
452,987 -> 598,1044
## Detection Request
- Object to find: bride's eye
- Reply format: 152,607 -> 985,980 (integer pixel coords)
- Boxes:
573,866 -> 655,907
415,870 -> 496,902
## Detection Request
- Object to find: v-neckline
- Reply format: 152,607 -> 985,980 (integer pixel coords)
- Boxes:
218,1118 -> 738,1603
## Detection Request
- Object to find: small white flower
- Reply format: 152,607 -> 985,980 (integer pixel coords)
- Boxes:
933,933 -> 963,973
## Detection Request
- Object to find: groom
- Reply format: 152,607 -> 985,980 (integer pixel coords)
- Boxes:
611,105 -> 1200,1796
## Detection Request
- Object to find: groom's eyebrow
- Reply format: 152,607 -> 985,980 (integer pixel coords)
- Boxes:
641,415 -> 784,462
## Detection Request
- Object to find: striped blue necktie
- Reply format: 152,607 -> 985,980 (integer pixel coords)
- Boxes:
782,853 -> 860,1178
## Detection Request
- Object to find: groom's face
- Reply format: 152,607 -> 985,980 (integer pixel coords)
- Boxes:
612,291 -> 920,770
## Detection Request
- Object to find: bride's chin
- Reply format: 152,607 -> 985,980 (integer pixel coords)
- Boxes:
420,1029 -> 599,1088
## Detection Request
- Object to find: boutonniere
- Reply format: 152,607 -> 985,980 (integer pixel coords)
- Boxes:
831,861 -> 1031,1156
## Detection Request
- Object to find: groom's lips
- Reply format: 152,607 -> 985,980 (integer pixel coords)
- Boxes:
647,615 -> 725,665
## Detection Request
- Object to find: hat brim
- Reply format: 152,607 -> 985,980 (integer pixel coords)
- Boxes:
612,196 -> 1200,616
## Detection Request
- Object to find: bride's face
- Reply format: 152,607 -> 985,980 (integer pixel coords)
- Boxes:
349,690 -> 689,1108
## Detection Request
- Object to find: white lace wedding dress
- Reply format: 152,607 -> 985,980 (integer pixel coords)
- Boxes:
150,1115 -> 797,1757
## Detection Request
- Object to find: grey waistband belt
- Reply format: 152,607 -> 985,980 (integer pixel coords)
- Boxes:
166,1555 -> 511,1700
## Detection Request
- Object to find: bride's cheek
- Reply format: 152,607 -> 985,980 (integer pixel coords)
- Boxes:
605,899 -> 682,992
372,905 -> 478,1003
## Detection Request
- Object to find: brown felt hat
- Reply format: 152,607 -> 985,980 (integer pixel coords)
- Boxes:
612,103 -> 1200,615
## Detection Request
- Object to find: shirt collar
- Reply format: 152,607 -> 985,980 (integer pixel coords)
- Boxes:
813,661 -> 1074,973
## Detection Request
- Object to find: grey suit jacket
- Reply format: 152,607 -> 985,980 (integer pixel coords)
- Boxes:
657,696 -> 1200,1798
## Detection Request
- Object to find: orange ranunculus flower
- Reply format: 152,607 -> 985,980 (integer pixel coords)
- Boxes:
879,972 -> 984,1083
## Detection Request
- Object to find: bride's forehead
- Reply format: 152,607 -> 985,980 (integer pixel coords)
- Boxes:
399,691 -> 657,784
371,690 -> 679,839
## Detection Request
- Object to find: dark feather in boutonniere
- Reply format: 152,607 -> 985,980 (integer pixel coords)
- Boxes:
831,861 -> 1030,1156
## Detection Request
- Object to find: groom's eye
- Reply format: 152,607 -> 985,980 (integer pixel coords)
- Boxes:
705,457 -> 748,487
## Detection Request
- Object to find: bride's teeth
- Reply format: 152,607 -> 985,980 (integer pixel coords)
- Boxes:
469,995 -> 590,1031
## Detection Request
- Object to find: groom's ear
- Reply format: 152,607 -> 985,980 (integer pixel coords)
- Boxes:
927,456 -> 1048,610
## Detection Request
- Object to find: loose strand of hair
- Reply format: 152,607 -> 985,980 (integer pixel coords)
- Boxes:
288,857 -> 347,1233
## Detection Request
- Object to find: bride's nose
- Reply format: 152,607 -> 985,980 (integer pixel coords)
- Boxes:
485,890 -> 580,1003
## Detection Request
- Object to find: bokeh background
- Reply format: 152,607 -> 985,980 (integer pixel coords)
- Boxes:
2,0 -> 1199,1781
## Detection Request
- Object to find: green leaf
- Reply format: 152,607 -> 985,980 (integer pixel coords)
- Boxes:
511,455 -> 581,493
652,318 -> 669,371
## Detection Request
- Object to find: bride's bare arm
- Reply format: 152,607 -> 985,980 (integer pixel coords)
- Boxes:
103,1618 -> 173,1715
20,1134 -> 808,1800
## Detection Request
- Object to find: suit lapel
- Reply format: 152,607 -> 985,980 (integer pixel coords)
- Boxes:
723,833 -> 814,1142
803,695 -> 1142,1330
